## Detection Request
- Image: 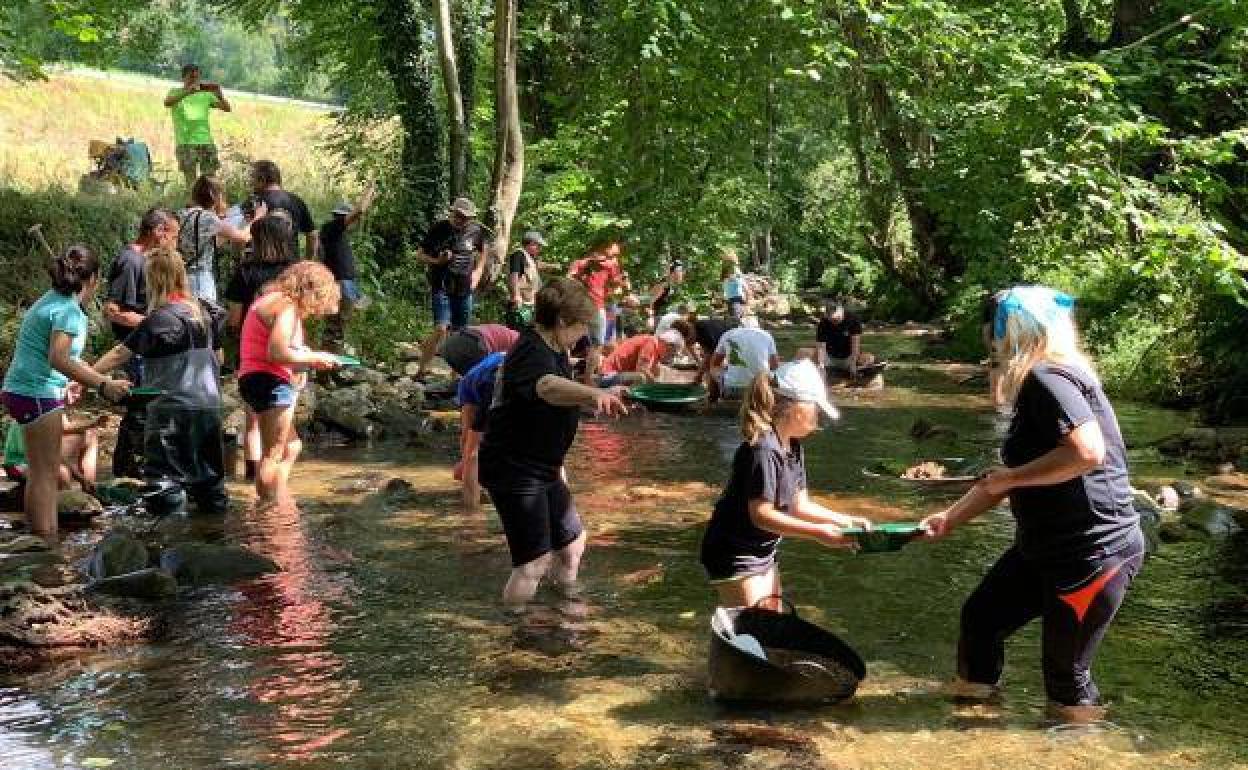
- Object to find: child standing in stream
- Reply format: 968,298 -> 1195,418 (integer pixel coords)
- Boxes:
700,359 -> 871,608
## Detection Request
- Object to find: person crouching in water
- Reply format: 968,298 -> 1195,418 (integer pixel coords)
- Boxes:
454,351 -> 504,511
95,248 -> 229,513
479,279 -> 629,611
920,286 -> 1144,723
700,359 -> 871,608
237,262 -> 341,502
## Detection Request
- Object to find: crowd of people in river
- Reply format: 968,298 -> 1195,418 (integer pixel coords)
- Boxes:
0,65 -> 1146,724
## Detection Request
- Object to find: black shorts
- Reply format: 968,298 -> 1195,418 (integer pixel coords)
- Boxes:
484,476 -> 584,567
700,531 -> 779,582
238,372 -> 297,414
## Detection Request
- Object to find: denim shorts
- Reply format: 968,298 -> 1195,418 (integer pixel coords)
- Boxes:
238,373 -> 298,413
432,290 -> 474,330
2,391 -> 66,425
339,279 -> 363,304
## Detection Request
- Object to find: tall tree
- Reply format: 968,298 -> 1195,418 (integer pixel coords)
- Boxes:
489,0 -> 524,261
433,0 -> 468,198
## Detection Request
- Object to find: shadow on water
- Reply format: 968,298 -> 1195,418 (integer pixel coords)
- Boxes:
1,329 -> 1246,769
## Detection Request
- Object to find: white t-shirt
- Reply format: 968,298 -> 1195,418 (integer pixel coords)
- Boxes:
715,327 -> 778,388
655,311 -> 683,336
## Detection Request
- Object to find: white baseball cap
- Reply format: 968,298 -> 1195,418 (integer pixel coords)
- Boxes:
774,359 -> 839,420
658,329 -> 686,349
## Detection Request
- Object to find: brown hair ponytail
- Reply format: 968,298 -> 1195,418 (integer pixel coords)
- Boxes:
740,372 -> 776,444
47,244 -> 99,295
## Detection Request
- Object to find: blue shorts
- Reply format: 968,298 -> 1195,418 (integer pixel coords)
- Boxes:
432,291 -> 474,330
339,279 -> 363,304
238,372 -> 298,413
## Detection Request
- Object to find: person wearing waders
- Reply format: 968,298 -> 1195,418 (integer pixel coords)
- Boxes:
104,207 -> 180,479
95,248 -> 229,514
699,359 -> 870,609
478,279 -> 629,612
920,286 -> 1145,724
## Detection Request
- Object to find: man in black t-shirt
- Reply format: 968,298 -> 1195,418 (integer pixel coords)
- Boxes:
813,299 -> 874,378
249,160 -> 317,259
414,197 -> 488,378
320,184 -> 377,352
686,311 -> 739,388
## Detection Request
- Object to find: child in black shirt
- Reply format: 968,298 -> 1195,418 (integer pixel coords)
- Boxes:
700,359 -> 871,608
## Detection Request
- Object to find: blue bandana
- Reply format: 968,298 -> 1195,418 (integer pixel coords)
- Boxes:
993,286 -> 1075,340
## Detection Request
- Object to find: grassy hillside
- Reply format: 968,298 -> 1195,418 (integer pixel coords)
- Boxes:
0,68 -> 343,210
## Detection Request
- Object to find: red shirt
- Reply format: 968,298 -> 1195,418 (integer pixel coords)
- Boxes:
601,335 -> 666,375
569,257 -> 624,309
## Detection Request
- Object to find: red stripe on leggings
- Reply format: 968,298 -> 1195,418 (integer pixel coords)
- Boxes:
1058,562 -> 1125,624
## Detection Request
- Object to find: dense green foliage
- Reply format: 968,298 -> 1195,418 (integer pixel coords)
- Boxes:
2,0 -> 335,101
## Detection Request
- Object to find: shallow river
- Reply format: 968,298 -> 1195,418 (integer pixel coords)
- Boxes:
2,329 -> 1247,769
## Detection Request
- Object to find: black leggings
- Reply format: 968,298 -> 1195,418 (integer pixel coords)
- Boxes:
485,477 -> 583,568
957,530 -> 1145,706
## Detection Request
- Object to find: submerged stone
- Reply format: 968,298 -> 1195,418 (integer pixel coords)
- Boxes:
88,534 -> 149,580
159,544 -> 279,585
89,568 -> 178,599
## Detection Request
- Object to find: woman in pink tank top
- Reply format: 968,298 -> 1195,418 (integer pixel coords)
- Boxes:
237,261 -> 341,502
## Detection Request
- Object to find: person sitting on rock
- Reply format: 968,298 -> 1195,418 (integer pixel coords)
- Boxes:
3,387 -> 109,494
597,324 -> 692,387
708,317 -> 779,401
438,323 -> 519,378
813,299 -> 875,379
453,352 -> 504,511
94,248 -> 230,514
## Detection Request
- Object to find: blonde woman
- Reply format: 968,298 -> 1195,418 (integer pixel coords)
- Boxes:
920,286 -> 1144,724
237,262 -> 340,501
699,359 -> 869,609
95,248 -> 229,513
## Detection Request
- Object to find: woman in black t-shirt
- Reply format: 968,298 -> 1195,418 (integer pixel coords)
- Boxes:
920,286 -> 1144,723
700,359 -> 867,609
479,279 -> 629,611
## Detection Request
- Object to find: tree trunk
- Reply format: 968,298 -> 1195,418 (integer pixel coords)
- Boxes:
376,0 -> 445,239
452,0 -> 483,184
1059,0 -> 1097,54
489,0 -> 524,263
433,0 -> 468,198
1109,0 -> 1163,46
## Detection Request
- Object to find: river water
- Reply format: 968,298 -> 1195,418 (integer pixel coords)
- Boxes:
2,329 -> 1246,769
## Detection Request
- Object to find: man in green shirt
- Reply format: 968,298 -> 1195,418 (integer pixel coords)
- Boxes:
164,64 -> 231,188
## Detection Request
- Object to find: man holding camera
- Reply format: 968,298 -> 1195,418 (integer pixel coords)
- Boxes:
414,197 -> 488,379
164,64 -> 231,189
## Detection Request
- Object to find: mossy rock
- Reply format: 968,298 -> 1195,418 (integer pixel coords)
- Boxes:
88,534 -> 149,579
159,544 -> 279,585
89,567 -> 178,599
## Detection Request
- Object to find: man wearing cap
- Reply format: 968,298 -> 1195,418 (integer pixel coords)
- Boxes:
164,64 -> 231,189
319,184 -> 377,352
416,197 -> 489,379
506,230 -> 556,330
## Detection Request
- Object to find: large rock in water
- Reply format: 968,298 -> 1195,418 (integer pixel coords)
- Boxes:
89,567 -> 178,599
87,534 -> 149,579
57,489 -> 104,517
1179,502 -> 1244,538
159,544 -> 279,585
293,382 -> 320,429
315,384 -> 375,439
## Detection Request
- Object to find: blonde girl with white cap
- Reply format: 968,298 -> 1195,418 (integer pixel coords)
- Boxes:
700,359 -> 872,608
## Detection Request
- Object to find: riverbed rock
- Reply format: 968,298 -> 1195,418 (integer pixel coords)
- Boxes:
88,567 -> 178,599
87,534 -> 149,580
397,342 -> 423,361
57,489 -> 104,517
315,384 -> 375,439
0,535 -> 50,555
1172,481 -> 1206,512
910,418 -> 957,441
30,564 -> 81,589
293,382 -> 320,429
159,544 -> 279,585
1179,502 -> 1244,538
0,579 -> 150,661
